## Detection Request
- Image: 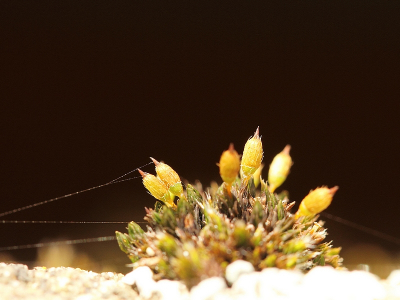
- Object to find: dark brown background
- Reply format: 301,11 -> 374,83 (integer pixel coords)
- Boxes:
1,1 -> 399,275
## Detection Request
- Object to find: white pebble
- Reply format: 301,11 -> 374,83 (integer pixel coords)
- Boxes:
156,279 -> 189,300
301,267 -> 387,300
386,270 -> 400,299
137,278 -> 158,299
121,266 -> 153,285
225,260 -> 255,284
231,272 -> 261,298
146,247 -> 156,256
121,266 -> 158,299
120,272 -> 136,285
259,268 -> 303,298
257,268 -> 280,299
301,266 -> 347,300
348,271 -> 386,300
190,277 -> 227,300
387,270 -> 400,286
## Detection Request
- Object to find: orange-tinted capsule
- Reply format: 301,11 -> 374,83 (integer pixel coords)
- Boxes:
295,186 -> 339,218
150,158 -> 184,199
138,169 -> 174,207
219,143 -> 241,185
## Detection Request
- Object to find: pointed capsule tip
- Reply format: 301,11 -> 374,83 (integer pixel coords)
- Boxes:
254,126 -> 260,138
150,157 -> 160,166
138,169 -> 146,178
283,145 -> 291,155
228,143 -> 235,152
330,186 -> 339,195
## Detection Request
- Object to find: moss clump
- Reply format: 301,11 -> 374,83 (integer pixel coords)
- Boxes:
116,128 -> 343,288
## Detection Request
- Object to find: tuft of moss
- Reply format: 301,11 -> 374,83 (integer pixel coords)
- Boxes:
116,128 -> 343,288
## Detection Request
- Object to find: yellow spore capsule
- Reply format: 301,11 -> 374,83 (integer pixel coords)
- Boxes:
241,127 -> 263,180
295,186 -> 339,219
219,143 -> 240,185
150,158 -> 185,199
268,145 -> 293,193
138,169 -> 174,207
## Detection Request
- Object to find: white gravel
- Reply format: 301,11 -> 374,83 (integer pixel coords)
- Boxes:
2,261 -> 400,300
0,263 -> 139,300
225,260 -> 254,284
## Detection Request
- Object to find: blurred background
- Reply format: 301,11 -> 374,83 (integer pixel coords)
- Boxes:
1,1 -> 399,278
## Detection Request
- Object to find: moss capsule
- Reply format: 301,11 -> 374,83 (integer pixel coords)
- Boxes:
268,145 -> 293,193
115,231 -> 130,254
295,186 -> 339,218
138,169 -> 174,207
241,127 -> 263,180
150,158 -> 185,199
219,143 -> 240,185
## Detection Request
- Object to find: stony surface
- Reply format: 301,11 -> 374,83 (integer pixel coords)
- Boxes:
0,262 -> 139,300
225,260 -> 254,285
2,261 -> 400,300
